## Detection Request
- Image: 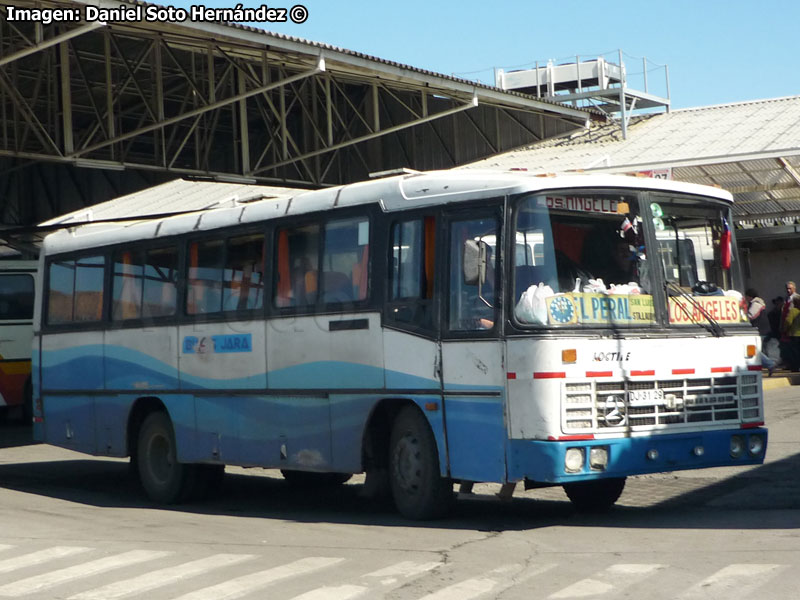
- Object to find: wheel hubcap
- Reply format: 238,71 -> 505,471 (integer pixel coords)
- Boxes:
394,433 -> 421,495
148,434 -> 173,484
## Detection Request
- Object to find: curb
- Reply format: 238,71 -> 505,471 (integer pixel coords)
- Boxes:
763,376 -> 792,391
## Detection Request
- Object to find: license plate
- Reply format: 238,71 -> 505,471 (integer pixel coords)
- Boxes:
629,389 -> 664,403
686,394 -> 734,407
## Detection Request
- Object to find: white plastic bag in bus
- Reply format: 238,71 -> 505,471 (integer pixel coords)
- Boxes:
515,283 -> 554,324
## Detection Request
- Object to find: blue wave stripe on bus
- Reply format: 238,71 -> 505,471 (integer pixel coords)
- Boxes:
268,361 -> 384,389
42,344 -> 505,393
41,345 -> 106,389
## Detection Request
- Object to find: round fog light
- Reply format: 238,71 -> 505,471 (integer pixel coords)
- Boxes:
590,446 -> 609,471
565,447 -> 585,473
693,446 -> 705,457
730,435 -> 744,458
748,435 -> 764,456
646,449 -> 659,461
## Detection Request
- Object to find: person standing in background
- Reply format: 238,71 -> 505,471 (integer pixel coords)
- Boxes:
782,292 -> 800,371
745,288 -> 775,375
780,281 -> 798,369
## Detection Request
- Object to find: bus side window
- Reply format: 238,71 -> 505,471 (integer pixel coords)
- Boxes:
47,261 -> 75,324
0,274 -> 34,321
112,251 -> 144,321
187,239 -> 224,315
448,217 -> 499,332
322,218 -> 369,304
143,246 -> 178,318
387,218 -> 434,329
273,224 -> 319,308
74,256 -> 106,322
223,234 -> 265,312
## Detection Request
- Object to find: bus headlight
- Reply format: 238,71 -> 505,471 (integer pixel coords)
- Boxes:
730,435 -> 745,458
565,448 -> 585,473
589,446 -> 609,471
748,434 -> 765,457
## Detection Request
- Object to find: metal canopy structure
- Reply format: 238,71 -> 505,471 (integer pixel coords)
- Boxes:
0,0 -> 594,226
466,95 -> 800,236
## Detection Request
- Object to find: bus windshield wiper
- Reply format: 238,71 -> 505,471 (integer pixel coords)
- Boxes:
665,280 -> 725,337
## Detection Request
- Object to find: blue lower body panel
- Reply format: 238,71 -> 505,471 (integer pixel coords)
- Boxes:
508,428 -> 768,484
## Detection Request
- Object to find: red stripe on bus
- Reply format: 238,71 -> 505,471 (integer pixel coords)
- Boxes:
547,435 -> 595,441
507,372 -> 517,379
533,372 -> 566,379
672,368 -> 695,375
741,422 -> 764,429
711,366 -> 733,373
586,371 -> 613,378
630,370 -> 655,376
746,365 -> 763,371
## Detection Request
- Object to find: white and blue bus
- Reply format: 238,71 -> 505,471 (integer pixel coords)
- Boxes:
33,171 -> 766,519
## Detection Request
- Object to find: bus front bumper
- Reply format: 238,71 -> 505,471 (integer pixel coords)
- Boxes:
508,427 -> 768,484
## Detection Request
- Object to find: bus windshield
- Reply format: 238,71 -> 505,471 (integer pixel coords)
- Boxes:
652,196 -> 746,327
512,191 -> 746,329
513,192 -> 656,328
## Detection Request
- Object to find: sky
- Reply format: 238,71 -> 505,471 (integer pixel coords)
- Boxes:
166,0 -> 799,110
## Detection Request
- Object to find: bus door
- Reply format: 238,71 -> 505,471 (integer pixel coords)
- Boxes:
439,211 -> 507,484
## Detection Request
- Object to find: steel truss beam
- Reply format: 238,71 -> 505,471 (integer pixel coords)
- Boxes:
0,0 -> 591,225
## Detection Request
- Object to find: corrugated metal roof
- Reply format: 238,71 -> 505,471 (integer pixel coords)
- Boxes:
464,96 -> 800,225
40,179 -> 303,225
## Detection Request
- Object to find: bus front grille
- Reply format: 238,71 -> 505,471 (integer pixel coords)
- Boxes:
562,375 -> 760,432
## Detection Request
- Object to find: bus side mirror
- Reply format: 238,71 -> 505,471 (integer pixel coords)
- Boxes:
463,239 -> 487,286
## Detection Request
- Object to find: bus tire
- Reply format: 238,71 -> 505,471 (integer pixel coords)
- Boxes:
136,411 -> 192,504
389,407 -> 452,520
281,470 -> 352,487
563,477 -> 626,512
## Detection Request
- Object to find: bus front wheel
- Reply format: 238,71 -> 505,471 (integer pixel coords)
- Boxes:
563,477 -> 626,512
137,411 -> 192,504
389,407 -> 453,520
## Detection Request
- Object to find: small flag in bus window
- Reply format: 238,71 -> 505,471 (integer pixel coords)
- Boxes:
720,218 -> 731,270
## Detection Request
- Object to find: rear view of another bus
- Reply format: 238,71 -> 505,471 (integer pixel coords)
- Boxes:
0,260 -> 37,422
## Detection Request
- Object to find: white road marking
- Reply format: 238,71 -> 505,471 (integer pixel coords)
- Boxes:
676,564 -> 784,599
417,578 -> 498,600
362,560 -> 441,584
69,553 -> 255,600
0,547 -> 91,574
171,557 -> 344,600
289,584 -> 367,600
549,563 -> 664,598
0,550 -> 170,596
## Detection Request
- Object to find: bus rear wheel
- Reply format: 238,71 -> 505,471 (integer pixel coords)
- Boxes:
389,407 -> 453,520
563,477 -> 626,512
137,411 -> 192,504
